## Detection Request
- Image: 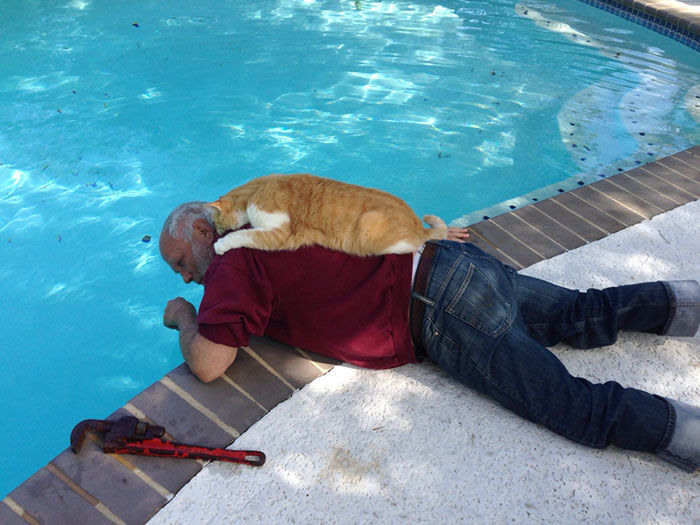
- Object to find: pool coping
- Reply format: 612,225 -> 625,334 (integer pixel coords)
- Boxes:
613,0 -> 700,37
4,10 -> 700,525
580,0 -> 700,50
616,0 -> 700,35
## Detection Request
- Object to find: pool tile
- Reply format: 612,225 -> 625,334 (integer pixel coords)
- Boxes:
295,348 -> 342,371
166,364 -> 266,435
468,220 -> 543,268
577,181 -> 657,222
458,226 -> 514,262
0,501 -> 31,525
643,162 -> 700,198
631,0 -> 648,13
459,223 -> 498,249
51,442 -> 166,524
581,0 -> 700,49
510,205 -> 587,250
667,11 -> 683,28
245,336 -> 328,389
224,349 -> 296,411
104,408 -> 202,495
531,198 -> 608,243
7,468 -> 114,525
567,185 -> 643,226
610,172 -> 683,211
644,4 -> 662,18
659,154 -> 700,181
129,381 -> 235,447
624,166 -> 696,204
676,149 -> 700,167
548,192 -> 627,234
490,212 -> 567,259
465,225 -> 526,269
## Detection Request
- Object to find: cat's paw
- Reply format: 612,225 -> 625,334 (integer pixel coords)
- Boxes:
213,238 -> 231,255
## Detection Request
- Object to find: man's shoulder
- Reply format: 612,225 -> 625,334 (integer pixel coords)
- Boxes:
204,249 -> 258,285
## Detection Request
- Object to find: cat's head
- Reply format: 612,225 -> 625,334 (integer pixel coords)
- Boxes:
205,200 -> 226,232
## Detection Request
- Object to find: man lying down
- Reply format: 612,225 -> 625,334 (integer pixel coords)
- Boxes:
159,199 -> 700,473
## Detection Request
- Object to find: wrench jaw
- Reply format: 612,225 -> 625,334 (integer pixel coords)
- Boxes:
103,415 -> 166,453
69,419 -> 115,453
69,416 -> 163,454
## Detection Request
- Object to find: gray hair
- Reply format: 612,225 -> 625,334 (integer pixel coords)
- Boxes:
162,201 -> 217,241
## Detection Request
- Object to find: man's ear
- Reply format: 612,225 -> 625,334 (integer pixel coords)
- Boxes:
192,218 -> 214,242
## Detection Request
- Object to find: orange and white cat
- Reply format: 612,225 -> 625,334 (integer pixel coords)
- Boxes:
208,173 -> 447,256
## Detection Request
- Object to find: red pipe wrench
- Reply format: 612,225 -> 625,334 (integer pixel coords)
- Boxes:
70,415 -> 265,466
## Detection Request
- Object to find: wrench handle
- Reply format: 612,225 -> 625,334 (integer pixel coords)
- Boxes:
106,438 -> 266,466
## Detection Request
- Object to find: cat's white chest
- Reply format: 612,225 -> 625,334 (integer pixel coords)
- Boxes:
247,203 -> 290,230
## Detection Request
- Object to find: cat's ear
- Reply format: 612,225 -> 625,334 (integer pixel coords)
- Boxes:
192,218 -> 215,243
208,200 -> 223,211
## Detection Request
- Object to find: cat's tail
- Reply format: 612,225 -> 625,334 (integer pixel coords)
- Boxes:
422,215 -> 448,240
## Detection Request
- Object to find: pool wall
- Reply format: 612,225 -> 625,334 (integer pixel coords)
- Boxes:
580,0 -> 700,50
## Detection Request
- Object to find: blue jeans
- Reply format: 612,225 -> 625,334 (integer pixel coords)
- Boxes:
417,240 -> 700,454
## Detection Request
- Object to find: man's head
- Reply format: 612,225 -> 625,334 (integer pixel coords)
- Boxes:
159,202 -> 217,285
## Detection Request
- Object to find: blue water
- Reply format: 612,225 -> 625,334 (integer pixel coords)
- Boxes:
2,0 -> 700,497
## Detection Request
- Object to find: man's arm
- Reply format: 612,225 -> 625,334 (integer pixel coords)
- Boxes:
163,297 -> 238,383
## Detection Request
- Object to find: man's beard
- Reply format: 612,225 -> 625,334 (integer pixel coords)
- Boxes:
192,241 -> 214,279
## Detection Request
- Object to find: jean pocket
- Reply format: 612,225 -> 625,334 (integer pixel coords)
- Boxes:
444,262 -> 513,338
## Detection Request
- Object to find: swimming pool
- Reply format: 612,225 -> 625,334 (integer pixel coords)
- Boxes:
2,0 -> 700,497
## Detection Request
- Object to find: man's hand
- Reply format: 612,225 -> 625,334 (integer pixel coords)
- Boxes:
446,226 -> 470,243
163,297 -> 197,330
162,297 -> 238,383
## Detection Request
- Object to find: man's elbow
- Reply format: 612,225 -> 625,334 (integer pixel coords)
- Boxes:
195,368 -> 221,384
189,360 -> 228,383
188,337 -> 238,383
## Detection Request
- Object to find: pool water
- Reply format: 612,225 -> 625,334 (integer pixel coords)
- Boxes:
2,0 -> 700,497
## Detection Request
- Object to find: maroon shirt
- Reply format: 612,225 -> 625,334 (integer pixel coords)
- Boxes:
196,246 -> 418,369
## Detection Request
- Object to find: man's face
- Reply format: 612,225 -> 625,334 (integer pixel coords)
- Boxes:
159,220 -> 214,285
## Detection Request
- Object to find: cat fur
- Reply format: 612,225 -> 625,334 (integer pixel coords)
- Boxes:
208,173 -> 447,257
